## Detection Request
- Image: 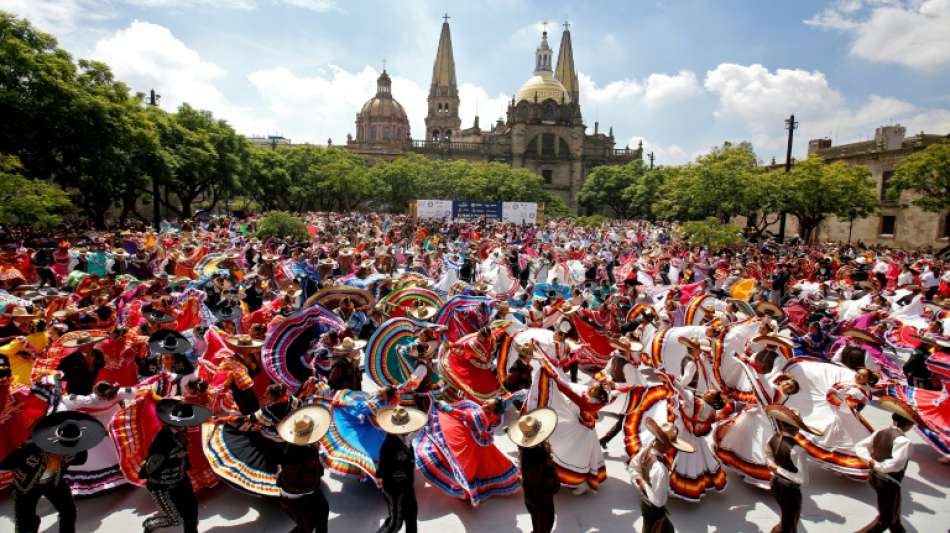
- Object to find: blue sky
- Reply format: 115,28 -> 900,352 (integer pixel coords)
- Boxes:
2,0 -> 949,163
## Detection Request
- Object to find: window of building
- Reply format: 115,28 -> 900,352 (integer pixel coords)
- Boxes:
880,170 -> 894,201
542,169 -> 553,184
396,128 -> 401,139
444,130 -> 452,141
383,127 -> 390,140
370,127 -> 377,141
880,215 -> 896,236
541,133 -> 556,156
942,211 -> 950,239
558,137 -> 570,157
431,129 -> 440,141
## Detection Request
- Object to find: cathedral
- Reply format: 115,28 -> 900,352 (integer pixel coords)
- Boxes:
346,19 -> 641,208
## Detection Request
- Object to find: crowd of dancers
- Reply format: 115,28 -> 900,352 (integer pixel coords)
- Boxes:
0,213 -> 948,533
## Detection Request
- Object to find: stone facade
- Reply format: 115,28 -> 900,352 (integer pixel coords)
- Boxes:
346,20 -> 641,209
742,125 -> 949,249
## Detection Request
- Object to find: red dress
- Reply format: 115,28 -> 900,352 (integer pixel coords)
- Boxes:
439,331 -> 504,403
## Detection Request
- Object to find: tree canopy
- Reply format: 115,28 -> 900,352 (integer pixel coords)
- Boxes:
888,142 -> 950,212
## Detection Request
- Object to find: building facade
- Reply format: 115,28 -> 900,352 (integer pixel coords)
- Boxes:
805,125 -> 949,249
346,20 -> 641,209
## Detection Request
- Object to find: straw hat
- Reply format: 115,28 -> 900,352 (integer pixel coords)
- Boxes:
843,328 -> 883,346
878,395 -> 924,426
755,301 -> 786,320
224,334 -> 264,352
376,406 -> 427,435
408,303 -> 437,321
156,399 -> 212,428
912,334 -> 950,349
277,405 -> 331,445
752,335 -> 794,351
332,337 -> 366,355
677,336 -> 712,352
765,405 -> 822,435
610,336 -> 644,354
61,332 -> 107,349
559,302 -> 579,315
644,418 -> 695,453
506,408 -> 558,448
5,306 -> 38,319
319,258 -> 338,269
31,411 -> 107,455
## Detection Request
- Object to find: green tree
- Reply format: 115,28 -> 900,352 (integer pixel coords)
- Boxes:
0,154 -> 71,227
887,142 -> 950,212
658,142 -> 759,223
623,165 -> 668,220
256,211 -> 309,241
578,160 -> 646,218
777,156 -> 878,243
677,217 -> 745,251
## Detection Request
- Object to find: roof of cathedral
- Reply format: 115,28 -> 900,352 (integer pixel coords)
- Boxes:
516,31 -> 570,104
430,19 -> 458,96
555,25 -> 579,103
359,70 -> 409,123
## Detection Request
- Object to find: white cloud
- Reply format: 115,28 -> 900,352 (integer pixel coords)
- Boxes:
124,0 -> 256,7
278,0 -> 339,12
703,62 -> 949,158
643,70 -> 701,108
628,137 -> 691,165
578,72 -> 643,105
92,20 -> 274,134
805,0 -> 950,72
457,84 -> 510,129
0,0 -> 112,34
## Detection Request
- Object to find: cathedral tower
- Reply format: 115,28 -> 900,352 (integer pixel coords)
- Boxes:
425,15 -> 461,142
555,22 -> 579,105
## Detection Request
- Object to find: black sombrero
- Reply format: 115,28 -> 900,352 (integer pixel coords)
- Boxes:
156,399 -> 212,427
32,411 -> 107,455
213,302 -> 242,322
143,308 -> 176,324
148,330 -> 193,355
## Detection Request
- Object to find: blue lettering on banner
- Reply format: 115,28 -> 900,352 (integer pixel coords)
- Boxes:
452,200 -> 503,220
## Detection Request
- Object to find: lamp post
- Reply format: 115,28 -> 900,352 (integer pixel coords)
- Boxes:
778,114 -> 798,243
148,89 -> 161,230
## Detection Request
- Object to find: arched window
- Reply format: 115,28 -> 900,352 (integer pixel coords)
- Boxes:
444,130 -> 452,141
431,129 -> 440,141
370,127 -> 377,141
383,127 -> 390,139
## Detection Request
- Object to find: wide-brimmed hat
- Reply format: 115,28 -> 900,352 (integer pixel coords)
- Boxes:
32,411 -> 107,455
677,336 -> 712,352
144,308 -> 176,324
61,332 -> 107,349
755,301 -> 786,321
878,395 -> 924,426
472,281 -> 491,293
213,302 -> 242,322
332,337 -> 366,355
559,302 -> 580,315
752,334 -> 794,350
277,405 -> 331,445
376,406 -> 427,435
644,418 -> 695,453
912,334 -> 950,349
765,404 -> 822,435
225,334 -> 264,352
156,399 -> 212,427
261,253 -> 281,262
5,306 -> 38,319
408,303 -> 437,321
610,336 -> 643,354
843,328 -> 883,346
148,330 -> 192,355
506,408 -> 557,448
319,258 -> 338,269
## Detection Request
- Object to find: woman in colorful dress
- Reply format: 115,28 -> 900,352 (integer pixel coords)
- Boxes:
414,393 -> 524,506
439,326 -> 505,404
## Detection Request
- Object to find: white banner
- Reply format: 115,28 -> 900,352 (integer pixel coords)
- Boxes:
416,199 -> 453,220
502,202 -> 538,224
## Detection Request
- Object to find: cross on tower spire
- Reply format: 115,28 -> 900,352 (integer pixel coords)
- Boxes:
442,13 -> 450,23
382,58 -> 387,71
563,20 -> 570,31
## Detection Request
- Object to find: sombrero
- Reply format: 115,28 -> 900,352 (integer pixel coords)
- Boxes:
225,334 -> 264,352
644,417 -> 695,453
157,399 -> 212,427
559,302 -> 580,315
376,406 -> 427,435
765,404 -> 822,435
407,303 -> 437,321
912,334 -> 950,349
755,301 -> 786,320
332,337 -> 367,356
610,336 -> 644,354
61,332 -> 107,349
878,395 -> 924,426
5,306 -> 38,319
506,408 -> 557,448
843,328 -> 883,346
752,335 -> 794,350
143,308 -> 176,324
729,298 -> 757,317
677,336 -> 712,352
213,302 -> 242,322
32,411 -> 107,455
277,405 -> 331,446
148,330 -> 192,355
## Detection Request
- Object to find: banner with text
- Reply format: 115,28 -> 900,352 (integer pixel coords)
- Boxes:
416,200 -> 538,223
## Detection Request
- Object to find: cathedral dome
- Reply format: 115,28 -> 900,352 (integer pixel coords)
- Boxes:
515,30 -> 571,105
516,73 -> 571,104
354,70 -> 410,145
